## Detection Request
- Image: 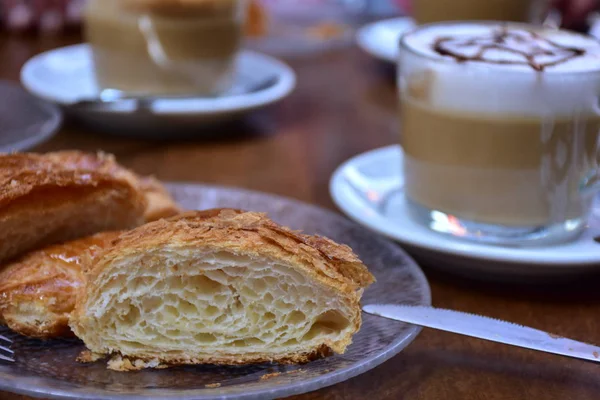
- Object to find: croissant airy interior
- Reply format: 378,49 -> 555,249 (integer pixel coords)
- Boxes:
71,210 -> 374,370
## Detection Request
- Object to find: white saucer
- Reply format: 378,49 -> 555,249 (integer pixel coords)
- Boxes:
20,44 -> 296,135
356,17 -> 416,63
330,145 -> 600,277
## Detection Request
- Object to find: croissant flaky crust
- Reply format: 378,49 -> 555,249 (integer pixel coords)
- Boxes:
0,232 -> 120,339
0,151 -> 147,264
70,209 -> 375,371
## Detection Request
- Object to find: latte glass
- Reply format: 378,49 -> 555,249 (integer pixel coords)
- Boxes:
84,0 -> 246,96
398,22 -> 600,245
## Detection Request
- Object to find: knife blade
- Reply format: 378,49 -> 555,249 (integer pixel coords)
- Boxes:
363,304 -> 600,363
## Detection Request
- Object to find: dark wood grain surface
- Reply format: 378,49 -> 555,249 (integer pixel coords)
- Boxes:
1,32 -> 600,400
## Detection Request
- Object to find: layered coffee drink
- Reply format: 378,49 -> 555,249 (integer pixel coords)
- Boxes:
399,22 -> 600,244
84,0 -> 245,96
413,0 -> 533,24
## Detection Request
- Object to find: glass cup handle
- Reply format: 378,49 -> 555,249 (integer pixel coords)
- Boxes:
138,15 -> 178,72
580,98 -> 600,195
138,15 -> 203,87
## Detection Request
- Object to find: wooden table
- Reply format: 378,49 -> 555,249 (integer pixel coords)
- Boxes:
2,32 -> 600,400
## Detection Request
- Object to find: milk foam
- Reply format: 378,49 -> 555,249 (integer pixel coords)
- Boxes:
400,22 -> 600,116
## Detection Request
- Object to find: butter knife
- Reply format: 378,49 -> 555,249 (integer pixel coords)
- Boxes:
363,305 -> 600,363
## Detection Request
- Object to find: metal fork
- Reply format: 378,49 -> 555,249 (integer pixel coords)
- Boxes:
0,334 -> 14,362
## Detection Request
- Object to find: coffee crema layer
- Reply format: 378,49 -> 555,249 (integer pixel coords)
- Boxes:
412,0 -> 531,25
403,22 -> 600,72
123,0 -> 239,15
401,23 -> 600,116
433,28 -> 585,71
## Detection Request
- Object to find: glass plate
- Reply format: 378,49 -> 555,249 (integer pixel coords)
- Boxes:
0,183 -> 431,399
0,80 -> 61,152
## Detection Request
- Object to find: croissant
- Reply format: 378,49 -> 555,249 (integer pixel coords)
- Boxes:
0,151 -> 147,263
70,209 -> 375,371
0,175 -> 180,339
138,176 -> 182,222
0,232 -> 120,339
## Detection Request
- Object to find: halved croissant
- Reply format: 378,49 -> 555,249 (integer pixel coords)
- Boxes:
0,151 -> 147,263
70,209 -> 375,371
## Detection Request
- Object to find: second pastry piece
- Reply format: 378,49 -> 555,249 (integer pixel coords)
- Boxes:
0,152 -> 147,263
71,209 -> 375,371
0,232 -> 120,338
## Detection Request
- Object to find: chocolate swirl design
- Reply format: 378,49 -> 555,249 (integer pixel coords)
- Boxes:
433,27 -> 586,71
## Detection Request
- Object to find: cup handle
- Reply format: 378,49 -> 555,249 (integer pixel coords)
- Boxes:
138,15 -> 211,91
138,15 -> 174,71
580,98 -> 600,195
